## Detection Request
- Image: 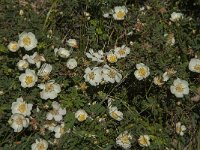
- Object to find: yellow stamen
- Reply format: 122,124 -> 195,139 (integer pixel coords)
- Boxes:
37,143 -> 45,150
88,72 -> 95,80
78,114 -> 86,121
116,11 -> 125,19
138,68 -> 147,77
25,76 -> 33,85
175,84 -> 184,92
23,36 -> 31,46
111,111 -> 119,119
107,55 -> 117,63
194,65 -> 200,71
18,103 -> 26,113
121,135 -> 130,144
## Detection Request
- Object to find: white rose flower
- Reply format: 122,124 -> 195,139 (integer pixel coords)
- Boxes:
170,78 -> 189,98
116,131 -> 132,149
189,58 -> 200,73
11,97 -> 33,116
85,48 -> 104,63
54,48 -> 70,58
46,101 -> 66,122
170,12 -> 183,22
66,58 -> 77,69
113,6 -> 128,20
75,109 -> 88,122
66,39 -> 78,48
109,106 -> 123,121
102,65 -> 122,83
8,41 -> 19,52
134,63 -> 150,80
106,52 -> 118,63
37,63 -> 53,77
8,114 -> 29,132
176,122 -> 186,136
18,32 -> 38,51
23,52 -> 45,68
138,135 -> 150,147
19,69 -> 38,88
54,123 -> 65,138
17,60 -> 29,71
114,45 -> 130,59
31,139 -> 48,150
38,81 -> 61,100
84,67 -> 103,86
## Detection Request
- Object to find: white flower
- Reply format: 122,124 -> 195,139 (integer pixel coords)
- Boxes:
153,76 -> 164,86
134,63 -> 150,80
176,122 -> 186,136
8,114 -> 29,132
170,12 -> 183,22
162,72 -> 170,82
66,58 -> 77,69
170,78 -> 189,98
114,45 -> 130,59
109,106 -> 123,121
17,60 -> 29,71
84,67 -> 103,86
75,109 -> 88,122
31,139 -> 48,150
19,69 -> 38,88
54,123 -> 65,138
8,41 -> 19,52
46,101 -> 66,122
85,48 -> 104,62
18,32 -> 38,51
116,131 -> 132,149
164,33 -> 175,46
113,6 -> 128,20
44,121 -> 56,132
102,65 -> 122,83
23,52 -> 45,68
106,52 -> 118,63
11,97 -> 33,116
54,48 -> 70,58
38,81 -> 61,100
66,39 -> 78,48
37,63 -> 52,77
138,135 -> 150,147
189,58 -> 200,73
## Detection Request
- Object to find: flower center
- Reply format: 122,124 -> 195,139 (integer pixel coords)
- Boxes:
51,109 -> 59,115
37,143 -> 45,150
107,54 -> 117,63
23,36 -> 31,46
118,49 -> 126,56
139,136 -> 148,145
18,103 -> 26,113
176,126 -> 181,134
16,117 -> 23,125
78,114 -> 86,121
88,72 -> 95,80
121,135 -> 130,144
25,76 -> 33,85
11,44 -> 18,50
108,70 -> 117,78
111,111 -> 119,119
138,68 -> 147,77
175,84 -> 184,93
45,84 -> 54,92
116,11 -> 125,19
194,64 -> 200,71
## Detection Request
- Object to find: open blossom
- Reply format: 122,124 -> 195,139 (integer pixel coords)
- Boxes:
116,131 -> 132,149
19,69 -> 38,88
86,49 -> 104,63
54,48 -> 70,58
84,67 -> 103,86
189,58 -> 200,73
46,101 -> 66,122
138,135 -> 150,147
114,45 -> 130,59
170,12 -> 183,22
38,81 -> 61,100
106,52 -> 118,63
18,32 -> 38,51
67,39 -> 78,48
75,109 -> 88,122
11,97 -> 33,116
8,114 -> 29,132
66,58 -> 77,69
170,78 -> 189,98
31,139 -> 48,150
113,6 -> 128,20
37,63 -> 52,77
102,65 -> 122,83
109,106 -> 123,121
8,41 -> 19,52
23,52 -> 45,68
54,123 -> 65,138
17,59 -> 29,71
176,122 -> 186,136
134,63 -> 150,80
